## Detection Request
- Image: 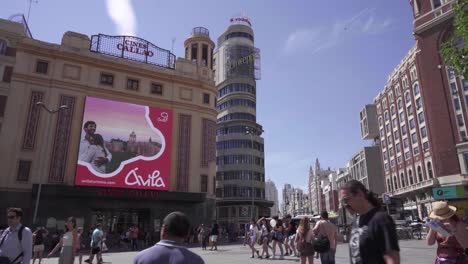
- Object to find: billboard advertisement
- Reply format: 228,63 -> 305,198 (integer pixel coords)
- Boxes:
75,97 -> 172,190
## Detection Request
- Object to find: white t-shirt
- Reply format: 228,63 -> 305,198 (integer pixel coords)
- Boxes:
250,224 -> 259,238
62,231 -> 74,247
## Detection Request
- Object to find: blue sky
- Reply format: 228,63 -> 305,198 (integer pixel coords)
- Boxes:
2,0 -> 415,196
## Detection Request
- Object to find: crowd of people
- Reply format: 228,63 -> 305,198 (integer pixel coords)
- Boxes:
1,181 -> 468,264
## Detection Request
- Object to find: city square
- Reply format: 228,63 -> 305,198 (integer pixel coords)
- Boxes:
0,0 -> 467,263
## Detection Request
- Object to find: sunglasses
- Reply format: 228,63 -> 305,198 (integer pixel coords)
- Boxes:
7,215 -> 17,219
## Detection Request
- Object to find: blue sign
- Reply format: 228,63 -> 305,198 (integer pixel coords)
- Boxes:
432,186 -> 463,200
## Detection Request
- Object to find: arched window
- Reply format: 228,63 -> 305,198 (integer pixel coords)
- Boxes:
0,39 -> 7,55
393,176 -> 398,190
405,92 -> 411,103
398,99 -> 403,110
379,117 -> 383,127
409,169 -> 414,185
413,83 -> 420,96
400,173 -> 405,187
387,178 -> 392,192
427,161 -> 433,178
391,105 -> 395,116
384,111 -> 389,121
417,166 -> 423,182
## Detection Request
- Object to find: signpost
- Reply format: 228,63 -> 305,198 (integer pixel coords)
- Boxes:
383,194 -> 391,214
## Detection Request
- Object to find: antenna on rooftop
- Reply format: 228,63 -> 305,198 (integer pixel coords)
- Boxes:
27,0 -> 39,24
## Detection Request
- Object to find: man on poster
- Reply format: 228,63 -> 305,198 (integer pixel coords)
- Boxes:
79,121 -> 112,169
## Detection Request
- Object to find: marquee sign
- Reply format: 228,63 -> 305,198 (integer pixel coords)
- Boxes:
230,17 -> 252,27
90,34 -> 176,69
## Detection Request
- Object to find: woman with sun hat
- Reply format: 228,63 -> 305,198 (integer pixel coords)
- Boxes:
426,201 -> 468,264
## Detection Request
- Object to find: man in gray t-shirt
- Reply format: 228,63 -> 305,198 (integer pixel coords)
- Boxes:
134,212 -> 204,264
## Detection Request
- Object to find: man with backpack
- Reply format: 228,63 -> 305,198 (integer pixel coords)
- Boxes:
0,208 -> 33,264
313,211 -> 338,264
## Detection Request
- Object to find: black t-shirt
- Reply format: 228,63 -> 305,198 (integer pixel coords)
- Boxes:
288,222 -> 297,236
348,208 -> 399,264
211,224 -> 219,235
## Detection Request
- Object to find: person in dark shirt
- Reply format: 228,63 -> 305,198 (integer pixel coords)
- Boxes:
210,222 -> 219,251
340,180 -> 400,264
133,212 -> 204,264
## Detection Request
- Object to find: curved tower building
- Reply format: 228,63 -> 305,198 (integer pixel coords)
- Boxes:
214,18 -> 272,225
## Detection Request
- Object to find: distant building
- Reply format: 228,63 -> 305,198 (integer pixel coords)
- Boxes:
308,159 -> 334,215
265,179 -> 280,217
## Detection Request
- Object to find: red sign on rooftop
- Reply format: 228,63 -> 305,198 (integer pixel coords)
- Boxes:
230,17 -> 252,27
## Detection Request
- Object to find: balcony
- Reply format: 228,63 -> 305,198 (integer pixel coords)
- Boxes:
191,27 -> 210,37
388,179 -> 436,196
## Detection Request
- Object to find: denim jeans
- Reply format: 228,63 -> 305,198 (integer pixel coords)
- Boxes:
320,248 -> 336,264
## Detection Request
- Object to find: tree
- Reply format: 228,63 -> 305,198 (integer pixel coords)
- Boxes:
441,0 -> 467,80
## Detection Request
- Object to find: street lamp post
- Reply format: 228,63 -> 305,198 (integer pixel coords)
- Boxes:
32,102 -> 69,224
245,127 -> 263,220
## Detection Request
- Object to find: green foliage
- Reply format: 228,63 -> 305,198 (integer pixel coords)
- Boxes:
441,0 -> 468,80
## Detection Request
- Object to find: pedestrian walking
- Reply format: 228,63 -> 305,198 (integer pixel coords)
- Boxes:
209,221 -> 219,251
74,227 -> 84,264
247,219 -> 261,259
295,217 -> 315,264
313,211 -> 338,264
257,217 -> 271,259
133,211 -> 204,264
426,201 -> 468,264
271,217 -> 285,259
130,225 -> 139,251
340,180 -> 400,264
33,226 -> 48,264
84,223 -> 103,264
0,208 -> 33,264
283,214 -> 298,257
48,217 -> 77,264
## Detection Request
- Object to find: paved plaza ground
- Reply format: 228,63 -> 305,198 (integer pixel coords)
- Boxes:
40,239 -> 437,264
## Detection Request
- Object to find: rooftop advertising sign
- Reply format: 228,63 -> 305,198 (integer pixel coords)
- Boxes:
75,97 -> 172,191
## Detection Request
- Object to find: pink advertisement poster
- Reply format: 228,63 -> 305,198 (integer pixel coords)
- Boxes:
75,97 -> 172,190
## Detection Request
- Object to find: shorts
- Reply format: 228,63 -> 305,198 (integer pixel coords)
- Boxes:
288,235 -> 296,243
33,244 -> 45,252
210,235 -> 218,242
91,247 -> 101,255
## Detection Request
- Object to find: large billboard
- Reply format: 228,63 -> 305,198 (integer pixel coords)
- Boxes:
75,97 -> 172,190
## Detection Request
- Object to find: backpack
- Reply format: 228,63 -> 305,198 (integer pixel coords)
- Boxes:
0,226 -> 25,264
313,221 -> 330,253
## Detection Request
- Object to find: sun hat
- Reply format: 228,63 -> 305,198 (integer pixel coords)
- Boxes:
429,201 -> 457,220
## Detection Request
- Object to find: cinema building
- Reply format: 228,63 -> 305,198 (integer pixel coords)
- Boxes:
0,17 -> 218,235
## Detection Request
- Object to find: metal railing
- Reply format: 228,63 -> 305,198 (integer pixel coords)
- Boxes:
191,27 -> 210,37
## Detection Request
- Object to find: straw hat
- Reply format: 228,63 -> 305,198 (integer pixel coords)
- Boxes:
429,201 -> 457,220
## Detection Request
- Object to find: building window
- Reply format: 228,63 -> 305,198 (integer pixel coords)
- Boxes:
2,66 -> 13,83
203,93 -> 210,104
402,125 -> 407,136
391,105 -> 395,116
396,143 -> 401,153
36,61 -> 48,74
405,92 -> 411,103
379,117 -> 383,127
191,43 -> 198,63
393,118 -> 398,128
387,179 -> 391,192
454,98 -> 461,111
389,147 -> 394,156
410,118 -> 415,129
418,112 -> 425,124
423,141 -> 429,152
127,79 -> 139,91
409,169 -> 414,185
202,44 -> 208,66
457,114 -> 464,127
413,83 -> 420,96
17,160 -> 31,182
397,155 -> 402,164
427,161 -> 434,178
383,151 -> 388,160
382,139 -> 386,149
451,83 -> 458,94
413,146 -> 420,155
421,127 -> 427,138
433,0 -> 441,8
417,166 -> 423,182
398,99 -> 403,110
463,80 -> 468,91
393,175 -> 398,189
399,112 -> 405,122
387,135 -> 392,145
407,105 -> 413,116
200,175 -> 208,193
461,131 -> 467,141
416,98 -> 422,109
404,138 -> 409,149
100,73 -> 114,86
151,83 -> 163,95
384,111 -> 389,121
400,173 -> 405,187
0,39 -> 7,55
0,95 -> 6,118
405,150 -> 411,160
380,128 -> 385,138
386,124 -> 390,133
384,163 -> 389,171
391,159 -> 395,168
411,132 -> 418,143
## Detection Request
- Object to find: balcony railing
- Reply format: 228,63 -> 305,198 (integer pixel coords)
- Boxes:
388,179 -> 435,196
191,27 -> 210,37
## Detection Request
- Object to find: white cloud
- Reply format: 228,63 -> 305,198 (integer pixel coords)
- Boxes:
105,0 -> 137,36
283,8 -> 392,55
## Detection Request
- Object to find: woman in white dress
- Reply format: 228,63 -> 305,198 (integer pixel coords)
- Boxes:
48,217 -> 77,264
82,134 -> 108,173
248,219 -> 261,259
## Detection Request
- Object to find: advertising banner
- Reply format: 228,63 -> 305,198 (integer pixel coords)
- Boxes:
75,97 -> 172,190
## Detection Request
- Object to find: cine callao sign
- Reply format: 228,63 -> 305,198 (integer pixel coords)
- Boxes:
117,39 -> 154,57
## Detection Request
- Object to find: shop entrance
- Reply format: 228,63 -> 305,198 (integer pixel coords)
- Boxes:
89,209 -> 150,249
